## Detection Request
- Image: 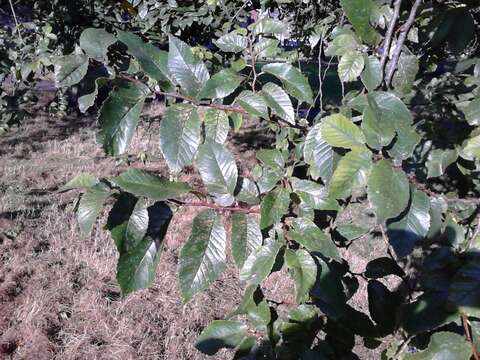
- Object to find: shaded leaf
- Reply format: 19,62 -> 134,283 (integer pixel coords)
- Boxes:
367,160 -> 410,223
340,0 -> 379,45
236,178 -> 260,205
392,53 -> 419,95
61,173 -> 97,191
195,320 -> 248,355
368,280 -> 400,331
404,332 -> 471,360
125,198 -> 149,250
365,257 -> 405,279
426,148 -> 459,178
387,187 -> 430,258
117,202 -> 172,295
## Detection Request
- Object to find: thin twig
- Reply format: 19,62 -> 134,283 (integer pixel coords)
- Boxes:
385,0 -> 422,87
248,35 -> 258,93
380,0 -> 402,84
8,0 -> 23,44
463,315 -> 480,360
173,200 -> 260,214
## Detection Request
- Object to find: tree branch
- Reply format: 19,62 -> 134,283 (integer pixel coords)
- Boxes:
380,0 -> 402,83
463,315 -> 480,360
173,200 -> 260,214
385,0 -> 422,87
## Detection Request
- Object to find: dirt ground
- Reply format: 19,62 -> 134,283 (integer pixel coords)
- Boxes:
0,103 -> 388,359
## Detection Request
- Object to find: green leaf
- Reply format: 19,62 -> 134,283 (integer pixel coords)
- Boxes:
388,123 -> 421,160
426,148 -> 459,178
304,123 -> 336,183
338,50 -> 365,83
404,332 -> 471,360
391,53 -> 419,95
251,18 -> 287,37
111,168 -> 190,200
367,160 -> 410,223
368,280 -> 400,331
261,82 -> 295,124
54,53 -> 89,88
98,81 -> 149,156
288,218 -> 341,262
78,76 -> 108,114
204,109 -> 229,144
236,178 -> 260,205
178,209 -> 227,302
79,28 -> 116,61
231,213 -> 263,270
461,134 -> 480,161
255,38 -> 280,58
199,69 -> 243,100
168,35 -> 210,98
262,63 -> 313,104
335,224 -> 369,241
285,249 -> 317,303
117,31 -> 173,88
125,198 -> 149,251
329,149 -> 372,199
367,91 -> 412,129
310,257 -> 346,320
61,173 -> 97,191
361,97 -> 396,150
449,259 -> 480,317
340,0 -> 379,45
77,183 -> 110,234
214,32 -> 248,52
360,55 -> 382,91
291,178 -> 339,211
197,142 -> 238,201
117,202 -> 173,295
365,257 -> 405,279
256,149 -> 285,174
320,113 -> 366,149
159,103 -> 201,174
235,91 -> 269,119
195,320 -> 248,355
239,238 -> 283,285
325,33 -> 359,57
260,188 -> 290,229
463,98 -> 480,126
387,187 -> 430,258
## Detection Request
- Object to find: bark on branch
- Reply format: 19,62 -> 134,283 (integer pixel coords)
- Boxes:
380,0 -> 402,82
385,0 -> 422,87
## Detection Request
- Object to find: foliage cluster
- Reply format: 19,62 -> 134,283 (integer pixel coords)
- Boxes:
5,0 -> 480,358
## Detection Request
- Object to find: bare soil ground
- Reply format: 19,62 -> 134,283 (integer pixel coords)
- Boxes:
0,106 -> 389,359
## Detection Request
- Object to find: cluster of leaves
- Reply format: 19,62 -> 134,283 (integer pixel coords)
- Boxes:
55,0 -> 480,359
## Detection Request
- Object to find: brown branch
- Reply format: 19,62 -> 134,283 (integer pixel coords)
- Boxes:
385,0 -> 422,87
175,200 -> 260,214
463,315 -> 480,360
380,0 -> 402,84
156,91 -> 248,114
248,35 -> 258,93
